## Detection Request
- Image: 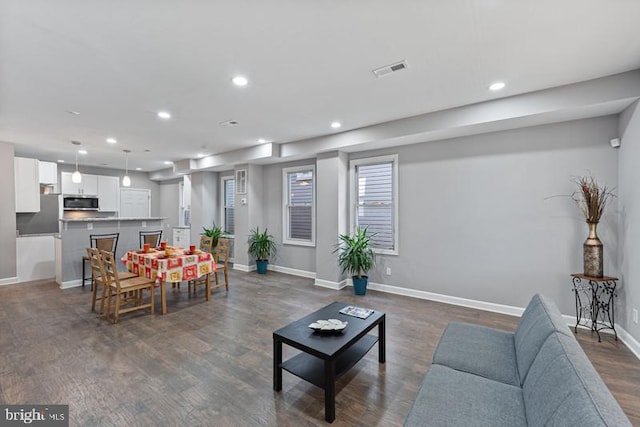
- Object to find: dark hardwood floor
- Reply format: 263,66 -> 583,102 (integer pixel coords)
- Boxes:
1,271 -> 639,426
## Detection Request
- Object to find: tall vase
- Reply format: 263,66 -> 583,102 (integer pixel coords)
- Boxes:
583,221 -> 603,277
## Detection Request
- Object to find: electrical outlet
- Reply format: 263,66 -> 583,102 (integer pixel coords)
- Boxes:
386,267 -> 391,276
87,223 -> 93,230
142,221 -> 147,227
633,308 -> 638,324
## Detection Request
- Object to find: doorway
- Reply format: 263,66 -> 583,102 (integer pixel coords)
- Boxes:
120,188 -> 151,217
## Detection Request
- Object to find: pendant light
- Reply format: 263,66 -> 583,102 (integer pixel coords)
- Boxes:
71,141 -> 82,183
122,149 -> 131,187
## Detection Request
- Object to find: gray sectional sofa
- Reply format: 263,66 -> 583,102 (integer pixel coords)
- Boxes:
404,294 -> 630,426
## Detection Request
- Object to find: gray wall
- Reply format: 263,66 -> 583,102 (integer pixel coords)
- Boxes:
190,171 -> 218,244
618,100 -> 640,344
349,116 -> 619,315
1,142 -> 17,280
259,116 -> 619,316
263,160 -> 316,272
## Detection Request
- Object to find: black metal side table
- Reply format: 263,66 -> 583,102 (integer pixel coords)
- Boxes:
571,274 -> 619,342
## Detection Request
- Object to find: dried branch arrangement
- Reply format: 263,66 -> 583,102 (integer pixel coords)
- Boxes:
572,176 -> 616,223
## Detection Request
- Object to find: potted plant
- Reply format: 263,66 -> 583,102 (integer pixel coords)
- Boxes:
334,226 -> 376,295
247,227 -> 277,274
202,223 -> 223,248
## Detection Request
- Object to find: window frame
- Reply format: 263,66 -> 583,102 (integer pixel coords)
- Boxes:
349,154 -> 399,255
282,165 -> 316,247
221,175 -> 235,237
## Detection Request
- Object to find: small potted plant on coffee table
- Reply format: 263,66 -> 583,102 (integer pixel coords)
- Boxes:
248,227 -> 277,274
334,226 -> 376,295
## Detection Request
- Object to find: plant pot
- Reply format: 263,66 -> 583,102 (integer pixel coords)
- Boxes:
256,260 -> 269,274
583,221 -> 603,277
352,276 -> 368,295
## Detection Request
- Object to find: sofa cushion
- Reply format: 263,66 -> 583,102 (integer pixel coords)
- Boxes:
523,333 -> 631,427
404,364 -> 527,427
514,294 -> 572,384
432,322 -> 519,386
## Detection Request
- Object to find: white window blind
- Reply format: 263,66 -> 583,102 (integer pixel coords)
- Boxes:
353,157 -> 397,252
283,167 -> 315,245
224,178 -> 235,235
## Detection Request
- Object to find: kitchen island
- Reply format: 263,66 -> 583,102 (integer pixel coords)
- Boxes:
55,217 -> 166,288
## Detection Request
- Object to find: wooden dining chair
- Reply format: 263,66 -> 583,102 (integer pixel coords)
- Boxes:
213,237 -> 231,292
101,250 -> 155,323
87,247 -> 137,314
187,237 -> 229,296
82,233 -> 120,288
200,235 -> 214,253
139,230 -> 163,248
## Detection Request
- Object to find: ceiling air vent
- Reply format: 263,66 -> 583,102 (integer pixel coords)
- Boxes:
219,119 -> 239,127
372,60 -> 409,78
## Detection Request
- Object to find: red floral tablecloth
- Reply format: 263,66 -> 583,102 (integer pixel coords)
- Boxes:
124,248 -> 215,282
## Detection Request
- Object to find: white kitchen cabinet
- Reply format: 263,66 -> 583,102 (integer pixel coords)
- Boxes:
38,161 -> 58,184
173,227 -> 190,248
98,175 -> 119,212
14,157 -> 40,212
61,172 -> 98,195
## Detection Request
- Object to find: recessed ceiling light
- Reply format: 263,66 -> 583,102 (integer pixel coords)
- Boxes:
232,76 -> 248,86
489,82 -> 506,91
330,121 -> 342,129
157,111 -> 172,120
57,159 -> 65,163
257,138 -> 267,143
135,167 -> 142,171
163,161 -> 173,165
66,110 -> 80,115
78,149 -> 88,155
196,153 -> 206,158
106,138 -> 117,144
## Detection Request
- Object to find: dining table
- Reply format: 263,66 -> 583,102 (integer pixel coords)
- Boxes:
123,246 -> 216,315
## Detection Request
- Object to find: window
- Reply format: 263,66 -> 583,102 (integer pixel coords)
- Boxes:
283,166 -> 315,246
350,155 -> 398,254
222,177 -> 235,235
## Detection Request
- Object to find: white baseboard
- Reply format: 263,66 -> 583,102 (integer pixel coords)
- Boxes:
560,313 -> 640,360
366,281 -> 525,317
59,279 -> 82,289
236,265 -> 640,361
618,326 -> 640,360
0,276 -> 19,286
233,263 -> 255,272
268,264 -> 316,279
314,278 -> 349,290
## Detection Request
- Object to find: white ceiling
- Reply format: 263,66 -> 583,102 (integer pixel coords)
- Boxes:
2,0 -> 640,173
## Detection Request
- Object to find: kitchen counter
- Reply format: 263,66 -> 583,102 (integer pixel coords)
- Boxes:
56,217 -> 166,288
59,217 -> 166,222
17,232 -> 60,238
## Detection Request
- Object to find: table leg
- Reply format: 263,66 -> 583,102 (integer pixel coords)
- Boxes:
161,280 -> 167,315
324,358 -> 336,423
378,316 -> 386,363
273,337 -> 282,391
206,272 -> 211,301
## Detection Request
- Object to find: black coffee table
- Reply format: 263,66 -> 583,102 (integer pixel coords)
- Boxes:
273,301 -> 386,423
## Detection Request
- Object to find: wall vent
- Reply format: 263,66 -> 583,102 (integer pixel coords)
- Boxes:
219,120 -> 239,127
372,60 -> 409,78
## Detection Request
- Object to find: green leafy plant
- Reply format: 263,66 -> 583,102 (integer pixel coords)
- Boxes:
334,226 -> 376,278
247,227 -> 277,261
202,224 -> 223,247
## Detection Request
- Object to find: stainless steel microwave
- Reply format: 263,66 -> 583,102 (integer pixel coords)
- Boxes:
63,196 -> 99,211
